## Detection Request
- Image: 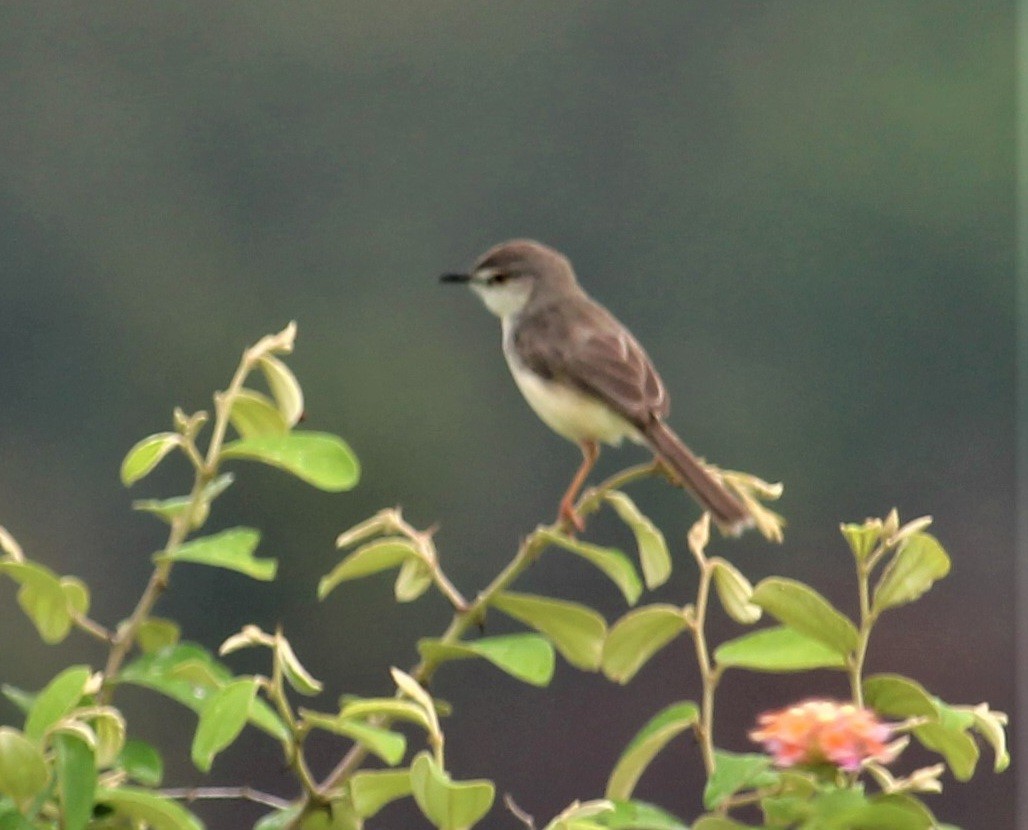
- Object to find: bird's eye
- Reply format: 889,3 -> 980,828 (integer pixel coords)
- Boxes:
489,272 -> 510,285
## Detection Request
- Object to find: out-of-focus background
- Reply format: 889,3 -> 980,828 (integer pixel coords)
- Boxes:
0,3 -> 1015,828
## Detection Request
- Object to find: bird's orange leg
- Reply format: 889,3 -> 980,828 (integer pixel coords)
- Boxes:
558,440 -> 600,533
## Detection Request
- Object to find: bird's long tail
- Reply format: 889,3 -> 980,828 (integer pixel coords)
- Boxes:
642,420 -> 753,536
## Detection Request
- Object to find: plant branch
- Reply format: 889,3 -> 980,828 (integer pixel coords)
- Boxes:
160,786 -> 291,811
686,516 -> 719,776
314,461 -> 662,798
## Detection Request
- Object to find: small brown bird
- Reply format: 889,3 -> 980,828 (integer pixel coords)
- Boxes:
442,239 -> 751,535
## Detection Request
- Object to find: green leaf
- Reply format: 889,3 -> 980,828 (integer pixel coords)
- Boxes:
410,751 -> 495,830
221,432 -> 360,492
492,591 -> 607,671
55,733 -> 96,830
539,530 -> 642,606
395,557 -> 433,603
710,559 -> 761,625
968,703 -> 1010,773
191,677 -> 258,772
90,708 -> 126,767
751,577 -> 858,656
156,527 -> 277,581
714,625 -> 847,672
601,605 -> 687,684
137,618 -> 182,654
229,388 -> 289,438
120,432 -> 181,486
318,538 -> 419,599
96,786 -> 203,830
0,727 -> 49,809
872,533 -> 950,614
703,751 -> 776,810
301,712 -> 407,765
339,698 -> 434,734
1,685 -> 34,715
350,768 -> 414,818
604,491 -> 671,589
840,520 -> 883,563
391,668 -> 440,737
0,560 -> 77,644
25,664 -> 91,742
277,635 -> 323,696
863,674 -> 938,718
913,722 -> 979,781
119,643 -> 289,742
418,634 -> 555,687
254,806 -> 304,830
132,473 -> 234,525
692,818 -> 755,830
596,800 -> 689,830
259,355 -> 305,426
61,576 -> 90,617
605,702 -> 699,800
118,739 -> 163,786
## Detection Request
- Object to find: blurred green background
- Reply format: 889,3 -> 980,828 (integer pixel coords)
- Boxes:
0,2 -> 1015,828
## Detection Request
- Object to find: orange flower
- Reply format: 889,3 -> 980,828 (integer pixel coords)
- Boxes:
750,699 -> 899,771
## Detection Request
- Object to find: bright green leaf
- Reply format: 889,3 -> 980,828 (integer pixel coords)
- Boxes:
191,677 -> 258,772
710,559 -> 761,625
89,707 -> 126,767
55,733 -> 96,830
751,577 -> 858,656
318,538 -> 419,599
120,643 -> 289,742
601,605 -> 687,684
277,634 -> 323,696
229,388 -> 289,438
692,818 -> 755,830
0,727 -> 49,809
221,432 -> 360,492
350,768 -> 414,818
391,668 -> 440,737
492,591 -> 607,671
132,473 -> 234,525
914,722 -> 979,781
1,686 -> 33,715
120,432 -> 181,486
118,739 -> 163,786
418,634 -> 555,687
254,806 -> 304,830
0,560 -> 77,644
863,674 -> 938,718
61,577 -> 89,617
410,751 -> 495,830
25,664 -> 91,742
840,520 -> 883,563
395,556 -> 433,603
968,703 -> 1010,773
604,491 -> 671,589
594,799 -> 689,830
605,702 -> 699,800
259,355 -> 305,426
339,698 -> 433,733
156,527 -> 277,581
539,530 -> 642,606
873,533 -> 950,615
302,711 -> 407,766
96,786 -> 203,830
137,618 -> 182,654
714,625 -> 847,672
703,751 -> 776,810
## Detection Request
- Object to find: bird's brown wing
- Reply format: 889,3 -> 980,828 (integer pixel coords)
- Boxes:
513,300 -> 669,427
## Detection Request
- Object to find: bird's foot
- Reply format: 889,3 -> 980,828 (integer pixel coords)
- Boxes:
558,499 -> 586,535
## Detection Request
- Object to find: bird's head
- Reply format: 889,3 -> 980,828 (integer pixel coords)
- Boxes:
441,239 -> 578,319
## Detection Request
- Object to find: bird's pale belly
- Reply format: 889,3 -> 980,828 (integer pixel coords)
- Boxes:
507,357 -> 641,447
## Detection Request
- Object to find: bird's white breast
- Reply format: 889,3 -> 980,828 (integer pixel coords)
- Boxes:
501,319 -> 640,446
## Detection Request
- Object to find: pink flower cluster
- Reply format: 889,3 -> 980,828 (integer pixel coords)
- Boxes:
749,699 -> 899,771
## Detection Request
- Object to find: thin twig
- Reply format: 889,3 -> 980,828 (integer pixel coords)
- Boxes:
160,786 -> 291,811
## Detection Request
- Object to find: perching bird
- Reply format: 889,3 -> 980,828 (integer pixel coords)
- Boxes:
441,239 -> 752,535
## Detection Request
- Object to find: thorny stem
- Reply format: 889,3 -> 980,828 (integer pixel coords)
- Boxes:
99,342 -> 265,704
313,461 -> 661,800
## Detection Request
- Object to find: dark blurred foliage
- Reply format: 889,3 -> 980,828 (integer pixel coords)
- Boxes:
0,3 -> 1015,828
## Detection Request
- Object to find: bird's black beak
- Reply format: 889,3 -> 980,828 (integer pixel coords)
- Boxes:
440,272 -> 471,284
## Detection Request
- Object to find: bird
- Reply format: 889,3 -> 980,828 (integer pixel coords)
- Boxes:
441,239 -> 752,536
